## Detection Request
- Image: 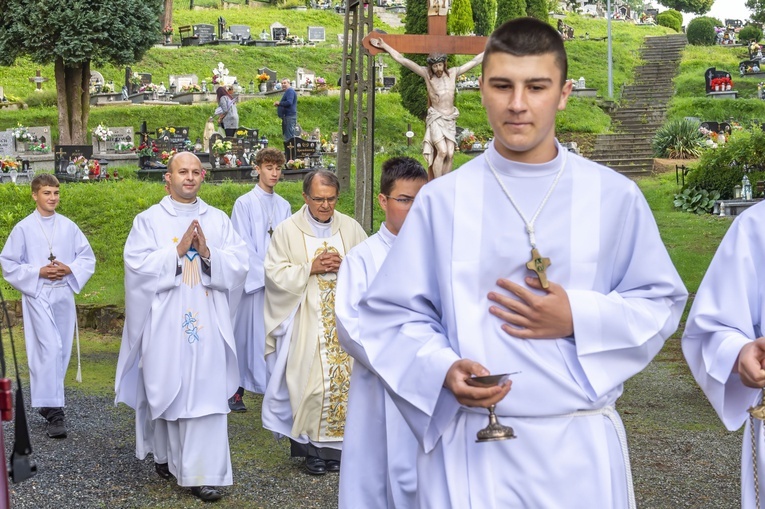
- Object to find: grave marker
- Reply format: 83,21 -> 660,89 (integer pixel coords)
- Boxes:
271,23 -> 288,41
284,136 -> 319,161
194,24 -> 216,44
0,132 -> 14,156
54,145 -> 93,175
308,26 -> 326,42
157,126 -> 191,151
92,127 -> 134,154
230,25 -> 251,41
28,70 -> 49,91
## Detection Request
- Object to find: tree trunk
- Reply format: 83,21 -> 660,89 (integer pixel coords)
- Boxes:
54,57 -> 90,145
162,0 -> 173,30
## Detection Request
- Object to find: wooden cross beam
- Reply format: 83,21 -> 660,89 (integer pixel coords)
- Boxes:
28,69 -> 49,91
362,12 -> 486,56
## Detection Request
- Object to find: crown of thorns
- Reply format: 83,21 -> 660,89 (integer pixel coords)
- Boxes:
426,53 -> 447,65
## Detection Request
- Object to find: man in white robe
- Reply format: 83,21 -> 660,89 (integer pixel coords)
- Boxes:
0,174 -> 95,439
262,170 -> 367,475
682,201 -> 765,508
357,18 -> 688,508
229,147 -> 292,411
115,152 -> 247,502
336,157 -> 427,509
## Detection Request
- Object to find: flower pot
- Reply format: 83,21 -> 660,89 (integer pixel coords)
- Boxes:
259,83 -> 267,93
165,34 -> 172,44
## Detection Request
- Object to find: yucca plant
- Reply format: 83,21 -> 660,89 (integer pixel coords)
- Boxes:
652,118 -> 706,159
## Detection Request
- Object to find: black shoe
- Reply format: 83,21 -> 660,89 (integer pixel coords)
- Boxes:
325,459 -> 340,472
155,462 -> 174,480
228,393 -> 246,413
190,486 -> 223,502
304,455 -> 326,475
44,408 -> 67,439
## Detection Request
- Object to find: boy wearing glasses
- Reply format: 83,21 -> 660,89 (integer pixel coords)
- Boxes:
262,170 -> 367,475
335,157 -> 427,508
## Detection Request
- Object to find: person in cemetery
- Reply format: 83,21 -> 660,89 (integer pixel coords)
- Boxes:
0,174 -> 95,439
229,147 -> 292,412
682,201 -> 765,508
262,170 -> 367,475
274,77 -> 298,141
370,38 -> 483,180
214,86 -> 239,137
115,152 -> 248,502
357,17 -> 688,507
335,157 -> 427,508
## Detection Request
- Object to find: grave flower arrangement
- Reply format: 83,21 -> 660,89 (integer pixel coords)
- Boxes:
181,84 -> 202,93
114,141 -> 134,152
303,76 -> 313,88
457,129 -> 479,151
11,124 -> 34,143
134,141 -> 159,158
160,149 -> 177,165
93,123 -> 113,142
257,73 -> 270,84
0,156 -> 19,172
130,72 -> 142,86
212,62 -> 229,85
212,139 -> 233,156
315,77 -> 328,92
29,142 -> 50,153
140,83 -> 160,93
101,82 -> 114,93
88,159 -> 101,177
162,24 -> 173,36
286,159 -> 306,170
710,77 -> 734,91
158,127 -> 177,136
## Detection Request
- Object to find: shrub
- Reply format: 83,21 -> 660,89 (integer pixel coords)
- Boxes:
673,187 -> 720,214
740,24 -> 764,44
652,118 -> 705,159
471,0 -> 497,35
24,90 -> 57,108
664,9 -> 683,25
686,17 -> 717,46
448,0 -> 475,35
657,12 -> 681,33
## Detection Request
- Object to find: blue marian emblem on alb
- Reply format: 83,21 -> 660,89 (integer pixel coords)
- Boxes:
182,310 -> 201,343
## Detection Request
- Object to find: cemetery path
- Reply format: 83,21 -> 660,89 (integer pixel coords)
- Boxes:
591,33 -> 688,177
1,337 -> 740,508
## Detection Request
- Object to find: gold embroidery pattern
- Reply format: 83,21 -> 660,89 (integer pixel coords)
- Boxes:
182,255 -> 201,287
315,244 -> 351,438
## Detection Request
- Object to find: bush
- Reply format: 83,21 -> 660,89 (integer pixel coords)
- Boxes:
673,187 -> 720,214
657,12 -> 681,33
686,17 -> 717,46
652,118 -> 705,158
740,24 -> 764,44
664,9 -> 683,25
24,90 -> 57,108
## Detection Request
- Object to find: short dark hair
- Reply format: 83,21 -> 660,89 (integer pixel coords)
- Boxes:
31,173 -> 59,193
484,17 -> 568,84
303,169 -> 340,195
256,147 -> 285,167
380,157 -> 427,195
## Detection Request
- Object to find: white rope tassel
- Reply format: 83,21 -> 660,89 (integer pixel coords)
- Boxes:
75,317 -> 82,383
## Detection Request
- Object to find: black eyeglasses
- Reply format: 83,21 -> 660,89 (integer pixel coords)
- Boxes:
385,195 -> 415,207
308,195 -> 338,205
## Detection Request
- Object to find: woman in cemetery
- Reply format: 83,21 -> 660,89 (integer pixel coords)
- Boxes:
215,86 -> 239,137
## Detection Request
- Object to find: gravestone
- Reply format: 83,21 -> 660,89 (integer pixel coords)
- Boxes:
258,67 -> 278,91
170,74 -> 199,90
139,73 -> 152,86
54,145 -> 94,175
157,126 -> 191,151
0,86 -> 4,101
297,68 -> 316,88
90,71 -> 105,91
11,126 -> 51,153
645,8 -> 659,18
92,127 -> 134,154
271,23 -> 288,41
284,136 -> 319,161
194,24 -> 216,44
704,67 -> 733,93
726,19 -> 743,29
230,25 -> 251,42
383,76 -> 396,89
0,132 -> 13,156
307,26 -> 326,42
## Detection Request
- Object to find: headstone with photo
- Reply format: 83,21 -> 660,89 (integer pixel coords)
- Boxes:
284,136 -> 319,161
194,24 -> 216,45
11,126 -> 51,153
307,26 -> 326,42
704,67 -> 732,93
92,127 -> 134,154
156,126 -> 191,151
271,23 -> 288,42
54,145 -> 94,175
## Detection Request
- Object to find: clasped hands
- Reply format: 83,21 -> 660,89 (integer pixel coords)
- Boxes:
310,249 -> 342,275
736,337 -> 765,388
444,276 -> 574,408
39,261 -> 72,281
177,220 -> 210,259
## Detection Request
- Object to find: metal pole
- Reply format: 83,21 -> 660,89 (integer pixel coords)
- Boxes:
607,0 -> 613,99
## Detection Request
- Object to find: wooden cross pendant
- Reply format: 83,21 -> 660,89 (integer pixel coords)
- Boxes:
48,252 -> 56,262
525,248 -> 551,289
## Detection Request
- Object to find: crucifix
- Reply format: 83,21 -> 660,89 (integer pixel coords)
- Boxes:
28,70 -> 49,92
48,253 -> 56,262
362,9 -> 487,180
525,248 -> 551,289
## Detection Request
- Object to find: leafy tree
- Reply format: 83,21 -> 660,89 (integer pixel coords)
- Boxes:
400,0 -> 429,119
0,0 -> 162,145
449,0 -> 475,35
495,0 -> 526,30
472,0 -> 497,35
740,23 -> 764,43
656,0 -> 713,15
526,0 -> 548,22
746,0 -> 765,24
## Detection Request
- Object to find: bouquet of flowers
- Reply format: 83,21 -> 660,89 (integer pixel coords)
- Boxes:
257,73 -> 270,84
93,123 -> 113,142
0,156 -> 20,172
457,129 -> 478,151
212,139 -> 233,156
181,84 -> 202,93
134,141 -> 159,158
286,159 -> 306,169
101,83 -> 114,93
114,141 -> 134,152
11,124 -> 34,143
130,72 -> 142,86
140,83 -> 160,93
160,149 -> 177,165
29,142 -> 50,153
88,159 -> 101,176
158,127 -> 177,136
162,24 -> 173,36
710,77 -> 734,90
315,77 -> 328,92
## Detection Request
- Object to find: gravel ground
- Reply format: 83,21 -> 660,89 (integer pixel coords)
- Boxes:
3,338 -> 743,508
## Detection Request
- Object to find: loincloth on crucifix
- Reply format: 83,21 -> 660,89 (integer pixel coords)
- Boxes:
423,106 -> 459,167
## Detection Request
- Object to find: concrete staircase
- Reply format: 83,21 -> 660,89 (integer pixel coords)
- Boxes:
590,33 -> 687,177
